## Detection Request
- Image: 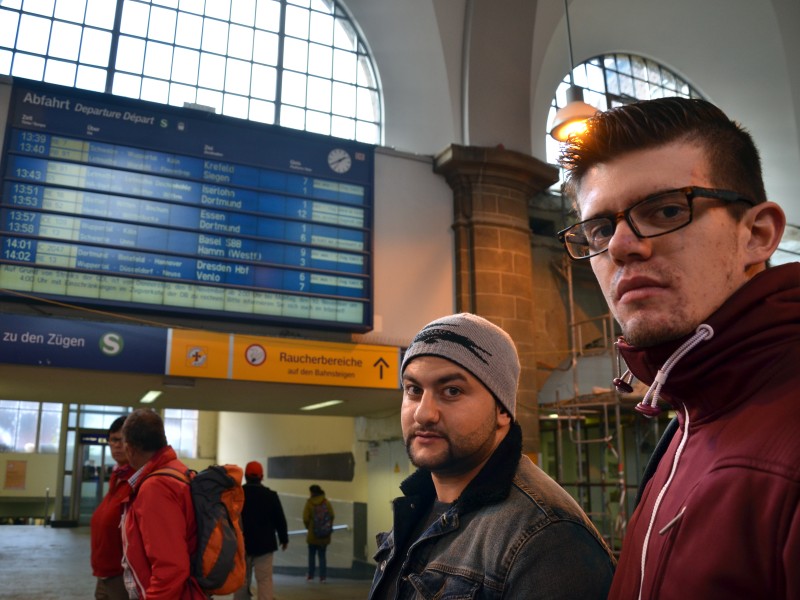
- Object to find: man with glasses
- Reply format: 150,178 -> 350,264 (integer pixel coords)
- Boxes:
558,97 -> 799,599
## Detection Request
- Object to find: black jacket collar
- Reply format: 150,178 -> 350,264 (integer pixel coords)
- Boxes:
399,422 -> 523,515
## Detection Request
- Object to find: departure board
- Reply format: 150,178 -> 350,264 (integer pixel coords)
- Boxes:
0,80 -> 374,331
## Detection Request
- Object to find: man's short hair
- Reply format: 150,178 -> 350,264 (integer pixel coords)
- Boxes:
109,415 -> 127,435
559,97 -> 767,212
122,409 -> 167,452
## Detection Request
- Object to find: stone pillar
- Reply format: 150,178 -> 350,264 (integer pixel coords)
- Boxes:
434,144 -> 559,457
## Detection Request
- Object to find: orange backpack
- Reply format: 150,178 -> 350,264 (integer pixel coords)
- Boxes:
147,464 -> 246,595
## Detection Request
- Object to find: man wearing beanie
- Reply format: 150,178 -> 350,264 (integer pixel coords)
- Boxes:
368,313 -> 615,599
233,461 -> 288,600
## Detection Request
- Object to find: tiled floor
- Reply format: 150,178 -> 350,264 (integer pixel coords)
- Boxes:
0,525 -> 371,600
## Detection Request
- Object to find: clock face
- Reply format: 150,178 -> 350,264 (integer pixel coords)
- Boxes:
327,148 -> 352,173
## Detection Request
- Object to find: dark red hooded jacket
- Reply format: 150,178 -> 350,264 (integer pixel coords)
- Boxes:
609,263 -> 800,600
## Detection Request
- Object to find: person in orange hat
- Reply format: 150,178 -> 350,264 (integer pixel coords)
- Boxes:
233,461 -> 288,600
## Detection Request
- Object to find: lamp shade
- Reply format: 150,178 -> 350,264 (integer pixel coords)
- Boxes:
549,86 -> 598,142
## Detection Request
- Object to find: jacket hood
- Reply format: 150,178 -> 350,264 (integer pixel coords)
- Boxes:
617,263 -> 800,422
399,421 -> 522,514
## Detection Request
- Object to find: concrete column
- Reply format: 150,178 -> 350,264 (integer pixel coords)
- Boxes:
434,144 -> 559,456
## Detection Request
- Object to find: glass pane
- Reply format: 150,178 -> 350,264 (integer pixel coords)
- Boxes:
253,30 -> 278,65
356,86 -> 378,121
356,55 -> 375,87
603,55 -> 615,71
205,0 -> 231,21
586,63 -> 605,93
307,42 -> 331,78
149,6 -> 177,43
79,27 -> 111,66
615,54 -> 632,75
196,87 -> 223,112
55,0 -> 86,23
38,409 -> 61,453
306,75 -> 330,111
17,14 -> 51,54
309,10 -> 332,45
143,40 -> 173,79
333,17 -> 356,51
330,115 -> 354,139
85,0 -> 116,29
222,92 -> 248,117
175,12 -> 202,47
179,0 -> 204,15
634,78 -> 648,98
201,17 -> 228,54
112,71 -> 142,97
120,1 -> 149,36
605,70 -> 619,95
12,52 -> 45,79
228,24 -> 254,60
49,20 -> 81,60
198,51 -> 225,89
355,119 -> 378,144
75,64 -> 106,90
0,10 -> 20,49
331,81 -> 355,117
249,98 -> 274,124
305,109 -> 330,135
283,36 -> 307,72
280,103 -> 305,129
619,74 -> 633,97
285,5 -> 309,40
254,0 -> 280,32
281,69 -> 306,105
23,0 -> 55,17
224,57 -> 250,94
631,55 -> 646,80
172,46 -> 199,84
179,418 -> 197,458
141,76 -> 169,102
646,59 -> 661,84
44,58 -> 76,85
230,0 -> 255,26
116,36 -> 145,73
250,63 -> 276,100
332,48 -> 356,83
169,81 -> 196,106
17,409 -> 38,452
0,407 -> 17,452
310,0 -> 334,14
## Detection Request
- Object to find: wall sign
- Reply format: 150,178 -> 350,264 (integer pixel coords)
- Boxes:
0,80 -> 374,331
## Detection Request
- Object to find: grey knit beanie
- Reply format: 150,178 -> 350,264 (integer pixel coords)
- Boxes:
401,313 -> 520,418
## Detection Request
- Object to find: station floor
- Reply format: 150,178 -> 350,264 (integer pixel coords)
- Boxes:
0,525 -> 372,600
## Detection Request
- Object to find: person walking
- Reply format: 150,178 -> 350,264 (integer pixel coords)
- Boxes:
90,415 -> 132,600
233,461 -> 288,600
302,484 -> 334,583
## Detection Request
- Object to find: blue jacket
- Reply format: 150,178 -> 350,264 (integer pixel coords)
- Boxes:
369,423 -> 615,599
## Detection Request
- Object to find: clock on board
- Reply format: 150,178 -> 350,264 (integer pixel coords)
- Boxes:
327,148 -> 352,173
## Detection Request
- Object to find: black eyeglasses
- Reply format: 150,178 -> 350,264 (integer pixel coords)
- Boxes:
557,186 -> 756,260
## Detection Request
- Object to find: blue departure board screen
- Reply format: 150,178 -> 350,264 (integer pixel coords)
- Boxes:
0,80 -> 374,331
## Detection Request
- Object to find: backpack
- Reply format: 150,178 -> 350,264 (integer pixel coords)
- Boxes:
312,499 -> 333,538
144,464 -> 246,596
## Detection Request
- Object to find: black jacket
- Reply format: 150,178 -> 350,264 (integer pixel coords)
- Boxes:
241,482 -> 289,556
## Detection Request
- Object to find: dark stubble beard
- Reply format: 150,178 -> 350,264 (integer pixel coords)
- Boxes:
404,414 -> 499,476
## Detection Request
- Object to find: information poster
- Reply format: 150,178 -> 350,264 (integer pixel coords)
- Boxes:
0,80 -> 374,331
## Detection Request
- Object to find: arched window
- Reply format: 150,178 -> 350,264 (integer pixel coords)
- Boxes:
545,53 -> 702,164
0,0 -> 382,144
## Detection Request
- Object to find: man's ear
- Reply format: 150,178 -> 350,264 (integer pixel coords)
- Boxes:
742,201 -> 786,269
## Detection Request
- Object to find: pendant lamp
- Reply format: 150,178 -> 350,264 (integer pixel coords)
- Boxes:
549,0 -> 598,142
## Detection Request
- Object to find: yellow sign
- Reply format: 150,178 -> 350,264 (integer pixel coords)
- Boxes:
166,329 -> 400,389
168,329 -> 231,379
232,335 -> 400,389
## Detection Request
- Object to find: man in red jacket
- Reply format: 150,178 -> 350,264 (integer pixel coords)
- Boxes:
90,415 -> 132,600
120,408 -> 206,600
558,97 -> 798,599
